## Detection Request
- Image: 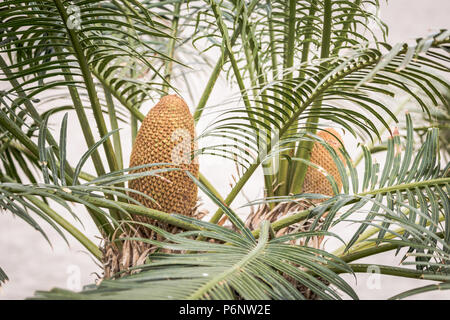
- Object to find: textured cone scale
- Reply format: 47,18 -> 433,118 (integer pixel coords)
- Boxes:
128,95 -> 198,222
302,128 -> 344,197
104,95 -> 200,278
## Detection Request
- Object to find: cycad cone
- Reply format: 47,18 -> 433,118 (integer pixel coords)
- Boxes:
129,95 -> 198,222
244,128 -> 345,234
302,128 -> 344,197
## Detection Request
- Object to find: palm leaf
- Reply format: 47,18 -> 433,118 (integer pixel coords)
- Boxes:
0,266 -> 8,287
245,113 -> 449,275
32,219 -> 358,300
389,282 -> 450,300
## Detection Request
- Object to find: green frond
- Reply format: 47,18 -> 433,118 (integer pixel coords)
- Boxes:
0,266 -> 8,287
389,282 -> 450,300
31,219 -> 358,300
195,30 -> 448,219
246,114 -> 449,276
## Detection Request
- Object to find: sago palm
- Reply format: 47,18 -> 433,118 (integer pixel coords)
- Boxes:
0,0 -> 449,300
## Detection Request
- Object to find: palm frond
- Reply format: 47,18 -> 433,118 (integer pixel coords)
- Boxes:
0,110 -> 202,257
0,92 -> 42,186
32,219 -> 358,300
245,113 -> 450,275
389,282 -> 450,300
0,266 -> 8,287
0,0 -> 173,110
199,30 -> 449,160
195,31 -> 449,219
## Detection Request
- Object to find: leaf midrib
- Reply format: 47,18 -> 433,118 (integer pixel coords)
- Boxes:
187,222 -> 270,300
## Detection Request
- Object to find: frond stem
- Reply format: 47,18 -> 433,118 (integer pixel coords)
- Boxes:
24,194 -> 102,261
162,1 -> 181,94
193,0 -> 259,122
53,0 -> 119,174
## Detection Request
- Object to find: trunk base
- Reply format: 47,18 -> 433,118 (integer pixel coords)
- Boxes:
101,204 -> 207,280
